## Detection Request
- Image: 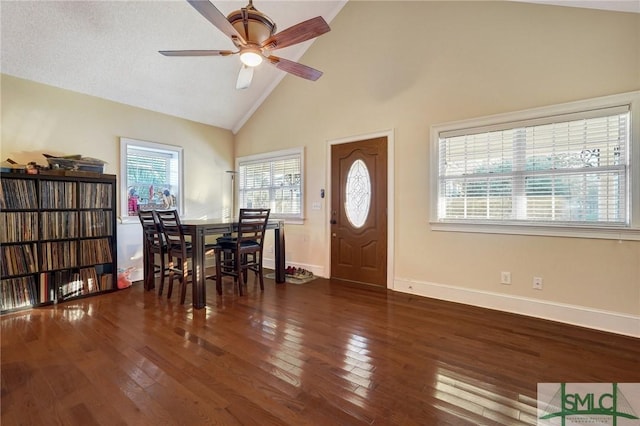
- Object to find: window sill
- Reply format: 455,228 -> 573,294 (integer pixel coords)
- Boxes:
430,221 -> 640,241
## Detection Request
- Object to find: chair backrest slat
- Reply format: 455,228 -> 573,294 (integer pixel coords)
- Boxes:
237,208 -> 270,247
138,210 -> 163,247
156,210 -> 188,259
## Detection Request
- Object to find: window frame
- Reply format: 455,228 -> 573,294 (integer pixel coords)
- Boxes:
430,91 -> 640,240
236,147 -> 304,224
119,138 -> 184,223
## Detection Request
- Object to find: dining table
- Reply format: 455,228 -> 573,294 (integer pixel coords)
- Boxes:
180,218 -> 285,309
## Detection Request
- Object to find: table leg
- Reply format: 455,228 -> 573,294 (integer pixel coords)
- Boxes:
191,228 -> 206,309
274,226 -> 286,283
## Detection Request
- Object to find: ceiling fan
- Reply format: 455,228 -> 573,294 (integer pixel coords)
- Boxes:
160,0 -> 331,89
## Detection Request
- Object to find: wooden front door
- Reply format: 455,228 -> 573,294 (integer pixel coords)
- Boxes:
330,137 -> 387,287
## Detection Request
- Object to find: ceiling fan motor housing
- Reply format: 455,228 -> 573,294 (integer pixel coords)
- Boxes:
160,0 -> 330,88
227,5 -> 276,45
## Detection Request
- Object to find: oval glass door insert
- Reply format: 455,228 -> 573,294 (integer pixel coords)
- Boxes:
345,159 -> 371,228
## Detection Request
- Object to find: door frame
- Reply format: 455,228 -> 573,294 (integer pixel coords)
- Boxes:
326,129 -> 395,289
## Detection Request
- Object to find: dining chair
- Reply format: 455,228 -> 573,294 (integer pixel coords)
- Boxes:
156,209 -> 193,304
214,208 -> 270,296
138,210 -> 168,292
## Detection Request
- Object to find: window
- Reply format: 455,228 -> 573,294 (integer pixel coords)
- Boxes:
236,148 -> 304,222
431,91 -> 640,240
120,138 -> 183,219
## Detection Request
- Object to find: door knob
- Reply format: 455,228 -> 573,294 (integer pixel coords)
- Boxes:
330,219 -> 337,224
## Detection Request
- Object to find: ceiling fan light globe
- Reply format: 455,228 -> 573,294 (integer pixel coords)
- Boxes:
240,50 -> 263,67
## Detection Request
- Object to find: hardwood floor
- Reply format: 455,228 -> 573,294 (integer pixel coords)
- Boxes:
2,276 -> 639,425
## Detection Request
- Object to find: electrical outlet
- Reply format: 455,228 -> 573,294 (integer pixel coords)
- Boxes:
500,271 -> 511,285
533,276 -> 543,290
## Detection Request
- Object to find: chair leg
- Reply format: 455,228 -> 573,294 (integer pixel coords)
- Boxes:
158,263 -> 165,296
167,259 -> 175,299
242,254 -> 249,284
159,252 -> 166,295
179,259 -> 188,305
258,253 -> 264,291
236,253 -> 243,296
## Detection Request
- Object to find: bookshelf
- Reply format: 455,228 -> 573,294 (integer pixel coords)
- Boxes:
0,172 -> 117,313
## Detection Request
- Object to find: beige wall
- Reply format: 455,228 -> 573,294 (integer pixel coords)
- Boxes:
235,2 -> 640,318
1,74 -> 235,218
1,74 -> 235,277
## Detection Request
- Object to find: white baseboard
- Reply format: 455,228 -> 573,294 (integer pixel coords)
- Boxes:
393,278 -> 640,338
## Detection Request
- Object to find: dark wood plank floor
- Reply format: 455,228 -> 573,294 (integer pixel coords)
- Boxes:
2,276 -> 639,425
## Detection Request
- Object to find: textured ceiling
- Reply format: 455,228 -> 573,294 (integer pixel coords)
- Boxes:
2,1 -> 637,133
1,0 -> 347,133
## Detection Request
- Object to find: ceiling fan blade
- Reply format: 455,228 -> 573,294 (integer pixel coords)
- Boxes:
267,55 -> 323,81
159,50 -> 235,57
262,16 -> 330,51
186,0 -> 246,45
236,65 -> 254,90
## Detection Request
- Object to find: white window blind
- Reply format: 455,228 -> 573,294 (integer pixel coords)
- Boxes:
127,148 -> 175,189
437,105 -> 630,227
237,149 -> 303,220
120,138 -> 182,218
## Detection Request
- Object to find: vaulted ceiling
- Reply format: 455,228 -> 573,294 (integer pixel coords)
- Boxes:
2,1 -> 637,133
